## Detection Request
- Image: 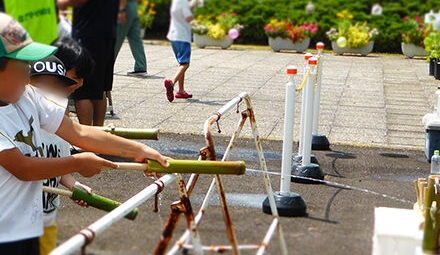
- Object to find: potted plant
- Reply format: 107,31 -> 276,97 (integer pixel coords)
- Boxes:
264,19 -> 319,52
401,16 -> 432,58
425,31 -> 440,78
138,0 -> 156,38
431,50 -> 440,78
192,12 -> 243,49
326,9 -> 379,56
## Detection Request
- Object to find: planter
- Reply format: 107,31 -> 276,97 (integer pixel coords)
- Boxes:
193,34 -> 233,49
268,37 -> 310,53
331,41 -> 374,56
435,61 -> 440,80
430,58 -> 437,76
401,43 -> 429,58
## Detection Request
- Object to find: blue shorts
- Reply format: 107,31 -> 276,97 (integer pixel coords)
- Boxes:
171,41 -> 191,65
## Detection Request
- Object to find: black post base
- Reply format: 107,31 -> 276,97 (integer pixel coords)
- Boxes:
262,191 -> 307,217
292,153 -> 319,165
312,134 -> 330,151
291,163 -> 324,184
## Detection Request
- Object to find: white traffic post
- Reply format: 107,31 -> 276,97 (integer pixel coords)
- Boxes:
312,42 -> 330,150
298,53 -> 314,158
280,66 -> 298,195
270,65 -> 307,217
302,57 -> 317,166
291,57 -> 324,183
312,42 -> 324,136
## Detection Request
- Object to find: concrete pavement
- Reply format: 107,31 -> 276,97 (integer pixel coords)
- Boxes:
109,40 -> 438,149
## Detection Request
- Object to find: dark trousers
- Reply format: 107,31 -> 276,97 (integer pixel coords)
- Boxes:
0,237 -> 40,255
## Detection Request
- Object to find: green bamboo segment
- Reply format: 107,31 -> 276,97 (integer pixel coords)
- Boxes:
97,127 -> 159,140
147,160 -> 246,175
70,187 -> 139,221
423,175 -> 440,254
107,160 -> 246,175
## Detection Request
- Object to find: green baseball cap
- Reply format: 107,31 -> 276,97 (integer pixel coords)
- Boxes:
0,12 -> 57,61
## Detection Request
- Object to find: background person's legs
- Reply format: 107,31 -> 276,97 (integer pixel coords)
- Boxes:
92,93 -> 107,126
114,16 -> 131,60
172,63 -> 189,93
71,38 -> 115,126
74,99 -> 94,125
126,0 -> 147,72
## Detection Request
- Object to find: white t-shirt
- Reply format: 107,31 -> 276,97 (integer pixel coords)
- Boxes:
41,130 -> 71,227
0,85 -> 66,243
166,0 -> 193,43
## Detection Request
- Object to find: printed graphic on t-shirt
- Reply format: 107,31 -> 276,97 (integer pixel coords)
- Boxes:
42,139 -> 62,213
42,177 -> 60,213
14,116 -> 43,157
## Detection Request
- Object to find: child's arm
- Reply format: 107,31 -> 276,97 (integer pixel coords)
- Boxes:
0,148 -> 117,181
56,116 -> 169,167
60,174 -> 92,193
61,174 -> 92,207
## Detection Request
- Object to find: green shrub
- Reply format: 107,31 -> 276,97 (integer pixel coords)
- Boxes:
147,0 -> 440,53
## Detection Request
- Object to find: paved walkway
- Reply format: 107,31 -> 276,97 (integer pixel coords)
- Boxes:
109,40 -> 439,149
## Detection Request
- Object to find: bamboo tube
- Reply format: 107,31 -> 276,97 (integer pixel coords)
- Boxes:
421,180 -> 428,208
96,127 -> 159,140
103,160 -> 246,175
418,178 -> 427,209
43,186 -> 139,220
422,176 -> 440,253
415,180 -> 420,206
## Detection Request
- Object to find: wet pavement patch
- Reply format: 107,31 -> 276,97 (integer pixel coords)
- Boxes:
379,152 -> 410,158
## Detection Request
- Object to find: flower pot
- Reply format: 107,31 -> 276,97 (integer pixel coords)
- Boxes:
193,34 -> 234,49
435,61 -> 440,80
331,41 -> 374,56
430,58 -> 437,76
268,37 -> 311,53
401,43 -> 429,58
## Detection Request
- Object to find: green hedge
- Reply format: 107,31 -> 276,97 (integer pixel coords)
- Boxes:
147,0 -> 439,53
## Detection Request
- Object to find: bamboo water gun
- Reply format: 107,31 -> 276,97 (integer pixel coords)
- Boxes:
96,127 -> 159,140
105,160 -> 246,175
43,186 -> 139,221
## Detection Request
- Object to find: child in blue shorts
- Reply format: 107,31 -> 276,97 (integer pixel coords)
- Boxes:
164,0 -> 196,102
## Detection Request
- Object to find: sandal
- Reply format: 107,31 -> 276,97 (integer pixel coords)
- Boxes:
175,91 -> 193,99
164,79 -> 174,102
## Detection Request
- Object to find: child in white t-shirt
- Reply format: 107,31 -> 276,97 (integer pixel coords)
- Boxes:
164,0 -> 197,102
29,55 -> 93,255
0,13 -> 169,255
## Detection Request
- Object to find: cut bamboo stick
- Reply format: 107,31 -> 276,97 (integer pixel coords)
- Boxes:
103,160 -> 246,175
96,127 -> 159,140
415,180 -> 420,206
418,178 -> 427,209
43,186 -> 138,220
422,176 -> 440,253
